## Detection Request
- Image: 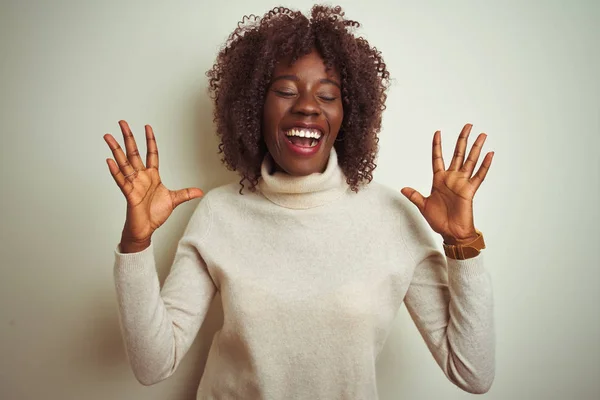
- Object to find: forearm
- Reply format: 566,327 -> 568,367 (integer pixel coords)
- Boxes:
442,255 -> 495,393
113,239 -> 217,385
113,244 -> 179,385
405,252 -> 495,394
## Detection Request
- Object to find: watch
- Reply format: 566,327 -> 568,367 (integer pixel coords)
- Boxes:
443,229 -> 486,260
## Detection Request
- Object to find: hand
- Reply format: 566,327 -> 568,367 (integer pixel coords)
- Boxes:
400,123 -> 494,245
104,120 -> 204,252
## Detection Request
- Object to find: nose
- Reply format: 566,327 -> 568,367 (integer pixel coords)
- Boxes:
291,91 -> 320,116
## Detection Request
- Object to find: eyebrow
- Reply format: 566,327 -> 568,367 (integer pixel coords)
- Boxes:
271,74 -> 341,89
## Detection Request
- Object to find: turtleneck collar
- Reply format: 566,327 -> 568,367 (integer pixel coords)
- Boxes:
257,148 -> 349,209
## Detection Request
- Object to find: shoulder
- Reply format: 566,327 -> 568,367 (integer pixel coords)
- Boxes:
355,180 -> 417,220
182,182 -> 254,241
355,181 -> 436,251
194,181 -> 266,221
193,182 -> 249,214
201,182 -> 243,204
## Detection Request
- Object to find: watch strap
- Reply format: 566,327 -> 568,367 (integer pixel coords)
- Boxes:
443,230 -> 486,260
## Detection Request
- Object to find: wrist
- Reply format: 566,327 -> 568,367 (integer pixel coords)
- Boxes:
119,237 -> 151,254
442,229 -> 486,260
442,232 -> 479,245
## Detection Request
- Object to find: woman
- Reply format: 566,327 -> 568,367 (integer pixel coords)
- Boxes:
103,5 -> 495,399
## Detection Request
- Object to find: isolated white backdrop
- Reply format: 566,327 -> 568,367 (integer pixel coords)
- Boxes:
0,0 -> 598,399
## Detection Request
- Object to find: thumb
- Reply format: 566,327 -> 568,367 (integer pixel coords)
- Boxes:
171,187 -> 204,209
401,187 -> 425,213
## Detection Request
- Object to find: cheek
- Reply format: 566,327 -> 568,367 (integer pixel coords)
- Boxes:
263,98 -> 286,130
262,99 -> 286,149
262,98 -> 274,127
327,104 -> 344,132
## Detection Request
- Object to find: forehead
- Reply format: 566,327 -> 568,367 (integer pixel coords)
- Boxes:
273,51 -> 340,81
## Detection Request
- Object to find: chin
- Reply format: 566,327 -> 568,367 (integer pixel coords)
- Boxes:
278,150 -> 330,176
272,133 -> 333,176
284,163 -> 322,176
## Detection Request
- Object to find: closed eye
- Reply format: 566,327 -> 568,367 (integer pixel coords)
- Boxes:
275,90 -> 296,97
319,96 -> 337,102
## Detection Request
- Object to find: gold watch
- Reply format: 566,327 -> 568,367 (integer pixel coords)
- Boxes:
443,230 -> 486,260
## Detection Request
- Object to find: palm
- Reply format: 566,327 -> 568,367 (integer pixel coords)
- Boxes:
104,120 -> 203,244
122,169 -> 176,241
135,177 -> 174,230
422,171 -> 475,238
401,124 -> 494,243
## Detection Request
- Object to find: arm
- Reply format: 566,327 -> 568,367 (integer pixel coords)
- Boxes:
103,120 -> 211,385
113,198 -> 217,386
400,123 -> 496,393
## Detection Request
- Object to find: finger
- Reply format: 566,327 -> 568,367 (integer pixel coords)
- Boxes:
432,130 -> 445,174
145,125 -> 159,170
104,133 -> 138,182
461,133 -> 487,175
470,152 -> 494,190
448,123 -> 472,171
118,120 -> 146,171
400,187 -> 426,213
106,158 -> 133,194
171,187 -> 204,209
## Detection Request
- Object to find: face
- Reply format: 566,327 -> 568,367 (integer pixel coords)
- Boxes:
262,50 -> 343,176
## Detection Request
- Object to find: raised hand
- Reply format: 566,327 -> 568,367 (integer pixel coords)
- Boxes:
104,120 -> 204,253
400,123 -> 494,245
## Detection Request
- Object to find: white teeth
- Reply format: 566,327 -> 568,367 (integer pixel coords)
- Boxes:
285,128 -> 322,140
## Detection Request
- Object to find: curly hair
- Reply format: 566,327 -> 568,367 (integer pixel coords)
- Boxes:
206,4 -> 390,192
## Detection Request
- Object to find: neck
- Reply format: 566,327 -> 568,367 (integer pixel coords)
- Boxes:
257,148 -> 349,209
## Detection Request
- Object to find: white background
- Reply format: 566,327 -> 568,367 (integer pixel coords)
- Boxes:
1,0 -> 598,399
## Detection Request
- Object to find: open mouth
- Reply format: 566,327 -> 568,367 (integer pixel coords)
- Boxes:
284,128 -> 323,148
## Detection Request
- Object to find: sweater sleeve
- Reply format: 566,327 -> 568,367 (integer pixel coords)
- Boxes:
400,201 -> 495,394
113,197 -> 217,386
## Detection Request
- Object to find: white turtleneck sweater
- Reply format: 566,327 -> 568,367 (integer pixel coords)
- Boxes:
113,149 -> 495,399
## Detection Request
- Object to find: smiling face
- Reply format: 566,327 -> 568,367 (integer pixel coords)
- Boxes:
262,50 -> 344,176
